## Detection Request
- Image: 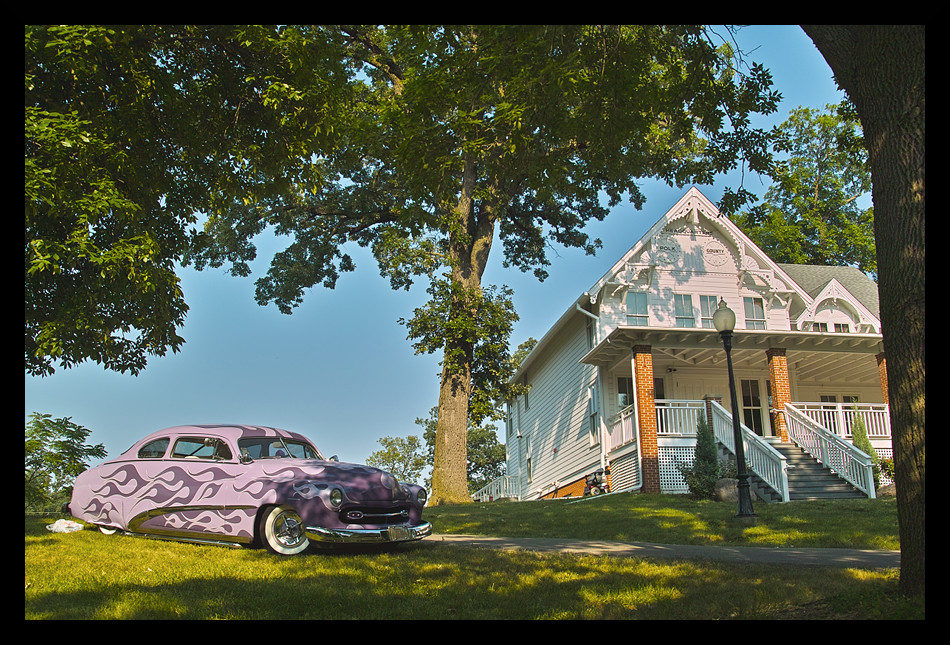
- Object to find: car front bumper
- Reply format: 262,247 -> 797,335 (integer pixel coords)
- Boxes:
306,521 -> 432,544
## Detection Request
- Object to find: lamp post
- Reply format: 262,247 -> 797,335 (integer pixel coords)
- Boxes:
712,298 -> 756,520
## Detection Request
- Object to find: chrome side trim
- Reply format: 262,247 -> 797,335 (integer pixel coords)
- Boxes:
306,521 -> 432,544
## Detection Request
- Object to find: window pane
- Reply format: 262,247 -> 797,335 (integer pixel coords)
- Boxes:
626,292 -> 648,326
744,297 -> 766,329
700,295 -> 717,328
674,294 -> 694,328
173,437 -> 232,460
138,438 -> 169,459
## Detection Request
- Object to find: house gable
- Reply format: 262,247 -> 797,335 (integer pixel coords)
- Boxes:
586,187 -> 810,332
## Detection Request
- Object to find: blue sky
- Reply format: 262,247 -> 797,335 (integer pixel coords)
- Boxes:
25,25 -> 848,469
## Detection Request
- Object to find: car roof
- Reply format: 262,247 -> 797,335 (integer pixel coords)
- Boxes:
122,424 -> 321,456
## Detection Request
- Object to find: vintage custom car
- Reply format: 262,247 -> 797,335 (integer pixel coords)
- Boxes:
67,424 -> 431,555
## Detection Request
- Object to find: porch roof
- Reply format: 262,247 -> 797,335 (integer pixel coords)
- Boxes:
580,326 -> 885,383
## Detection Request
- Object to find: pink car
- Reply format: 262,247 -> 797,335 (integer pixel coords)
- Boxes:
68,424 -> 431,555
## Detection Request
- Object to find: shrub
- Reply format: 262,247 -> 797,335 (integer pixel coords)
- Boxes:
850,411 -> 881,489
678,417 -> 727,499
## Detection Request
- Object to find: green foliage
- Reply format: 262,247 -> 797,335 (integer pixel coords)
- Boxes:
25,412 -> 106,511
677,417 -> 730,499
732,101 -> 876,277
25,25 -> 347,375
366,435 -> 427,485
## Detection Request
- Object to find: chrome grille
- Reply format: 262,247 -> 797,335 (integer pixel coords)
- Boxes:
340,506 -> 410,526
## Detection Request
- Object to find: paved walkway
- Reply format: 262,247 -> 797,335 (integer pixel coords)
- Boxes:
428,534 -> 900,569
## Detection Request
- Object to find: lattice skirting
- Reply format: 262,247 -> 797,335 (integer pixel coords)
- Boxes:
658,445 -> 695,494
609,449 -> 641,492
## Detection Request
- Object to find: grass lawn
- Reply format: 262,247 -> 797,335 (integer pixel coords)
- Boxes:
25,494 -> 922,620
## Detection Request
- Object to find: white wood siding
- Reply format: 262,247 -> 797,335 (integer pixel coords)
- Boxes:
515,314 -> 600,499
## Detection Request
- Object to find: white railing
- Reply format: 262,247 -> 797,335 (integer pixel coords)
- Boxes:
794,402 -> 890,439
710,401 -> 790,502
471,476 -> 521,502
608,399 -> 707,452
607,405 -> 637,452
656,400 -> 706,435
784,404 -> 876,498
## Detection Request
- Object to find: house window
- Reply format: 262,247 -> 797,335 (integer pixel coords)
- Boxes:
617,377 -> 634,408
586,318 -> 596,349
626,291 -> 648,326
740,380 -> 764,436
674,294 -> 694,328
744,297 -> 766,329
813,322 -> 828,332
587,382 -> 600,446
700,295 -> 718,328
525,438 -> 533,483
834,323 -> 850,333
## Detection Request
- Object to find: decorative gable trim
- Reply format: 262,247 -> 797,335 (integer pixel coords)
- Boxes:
792,277 -> 881,333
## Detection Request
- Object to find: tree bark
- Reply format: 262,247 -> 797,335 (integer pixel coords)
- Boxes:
802,25 -> 925,598
429,157 -> 496,505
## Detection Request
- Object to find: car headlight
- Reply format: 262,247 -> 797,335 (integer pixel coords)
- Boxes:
416,488 -> 427,506
329,488 -> 343,508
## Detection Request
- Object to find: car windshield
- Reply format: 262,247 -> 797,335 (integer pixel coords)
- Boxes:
238,437 -> 323,461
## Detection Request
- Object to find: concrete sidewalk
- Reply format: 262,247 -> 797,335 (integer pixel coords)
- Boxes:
428,534 -> 900,569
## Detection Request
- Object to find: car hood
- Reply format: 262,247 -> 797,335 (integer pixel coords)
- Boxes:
253,459 -> 414,502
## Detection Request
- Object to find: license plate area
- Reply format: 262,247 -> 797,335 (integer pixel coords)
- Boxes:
387,525 -> 410,541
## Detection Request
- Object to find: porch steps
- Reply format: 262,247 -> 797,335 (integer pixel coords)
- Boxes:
769,442 -> 867,500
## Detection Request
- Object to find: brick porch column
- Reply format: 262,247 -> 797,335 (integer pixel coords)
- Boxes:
766,348 -> 791,442
876,352 -> 889,404
703,395 -> 723,429
633,345 -> 660,493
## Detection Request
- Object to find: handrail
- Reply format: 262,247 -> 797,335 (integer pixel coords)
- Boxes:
793,402 -> 890,438
784,404 -> 876,498
710,401 -> 790,502
471,476 -> 521,502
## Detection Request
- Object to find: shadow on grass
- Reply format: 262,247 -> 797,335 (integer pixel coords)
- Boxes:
26,518 -> 915,620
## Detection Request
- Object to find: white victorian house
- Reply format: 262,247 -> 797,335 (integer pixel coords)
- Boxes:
478,187 -> 890,503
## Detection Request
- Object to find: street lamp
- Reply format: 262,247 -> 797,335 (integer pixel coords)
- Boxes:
713,298 -> 756,520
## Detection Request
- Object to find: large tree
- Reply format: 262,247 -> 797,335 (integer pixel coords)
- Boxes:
188,25 -> 780,504
801,25 -> 925,598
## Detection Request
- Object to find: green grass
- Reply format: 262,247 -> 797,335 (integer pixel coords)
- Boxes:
424,493 -> 902,550
25,495 -> 922,620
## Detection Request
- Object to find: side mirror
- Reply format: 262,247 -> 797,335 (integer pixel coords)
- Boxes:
329,455 -> 339,462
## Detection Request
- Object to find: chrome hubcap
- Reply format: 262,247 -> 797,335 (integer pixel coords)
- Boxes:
275,511 -> 305,547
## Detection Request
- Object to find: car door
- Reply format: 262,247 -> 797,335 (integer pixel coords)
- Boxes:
127,435 -> 253,542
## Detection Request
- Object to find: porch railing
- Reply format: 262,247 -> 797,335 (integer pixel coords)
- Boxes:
710,401 -> 790,502
607,405 -> 637,452
793,402 -> 890,439
471,476 -> 521,502
656,400 -> 706,435
784,404 -> 876,498
607,399 -> 706,452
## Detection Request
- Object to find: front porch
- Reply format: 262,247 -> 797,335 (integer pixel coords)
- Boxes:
606,398 -> 891,499
473,399 -> 890,503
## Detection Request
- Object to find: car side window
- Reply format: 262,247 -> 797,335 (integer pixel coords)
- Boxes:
138,438 -> 169,459
285,440 -> 320,460
171,437 -> 233,461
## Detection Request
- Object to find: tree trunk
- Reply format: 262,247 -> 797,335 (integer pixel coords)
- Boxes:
429,158 -> 496,505
802,25 -> 925,598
